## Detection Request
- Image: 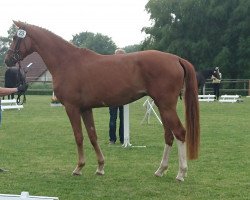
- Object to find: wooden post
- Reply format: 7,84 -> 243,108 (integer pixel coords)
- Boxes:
122,104 -> 146,148
122,104 -> 132,148
202,84 -> 206,95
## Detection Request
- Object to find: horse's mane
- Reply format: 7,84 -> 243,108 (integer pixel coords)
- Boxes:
23,22 -> 77,49
14,21 -> 101,56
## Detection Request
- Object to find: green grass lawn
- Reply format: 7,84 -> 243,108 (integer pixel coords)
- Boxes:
0,96 -> 249,200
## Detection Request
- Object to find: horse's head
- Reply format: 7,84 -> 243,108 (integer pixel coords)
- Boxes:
213,67 -> 220,79
5,21 -> 33,67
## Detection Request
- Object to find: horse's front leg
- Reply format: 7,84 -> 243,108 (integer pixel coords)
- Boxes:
81,109 -> 105,175
65,105 -> 85,175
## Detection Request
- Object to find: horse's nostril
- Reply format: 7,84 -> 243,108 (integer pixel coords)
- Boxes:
4,59 -> 9,66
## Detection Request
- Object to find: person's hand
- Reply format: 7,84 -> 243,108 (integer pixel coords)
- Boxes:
17,83 -> 28,93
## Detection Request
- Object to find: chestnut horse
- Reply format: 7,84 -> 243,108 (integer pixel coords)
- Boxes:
5,21 -> 200,182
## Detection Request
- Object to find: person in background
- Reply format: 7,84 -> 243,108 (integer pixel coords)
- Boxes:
0,84 -> 28,126
108,49 -> 126,144
211,67 -> 222,100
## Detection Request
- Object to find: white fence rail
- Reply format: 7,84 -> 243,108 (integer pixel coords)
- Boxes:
0,77 -> 249,96
0,191 -> 59,200
201,79 -> 250,96
1,99 -> 23,111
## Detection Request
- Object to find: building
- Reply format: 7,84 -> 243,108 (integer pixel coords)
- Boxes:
19,52 -> 52,82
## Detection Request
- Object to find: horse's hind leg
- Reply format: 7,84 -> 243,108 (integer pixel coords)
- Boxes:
176,139 -> 188,181
65,106 -> 85,175
154,127 -> 173,177
81,109 -> 105,175
158,107 -> 188,181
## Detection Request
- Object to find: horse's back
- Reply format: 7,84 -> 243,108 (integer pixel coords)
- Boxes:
135,51 -> 185,83
115,50 -> 185,92
125,50 -> 185,102
131,50 -> 184,75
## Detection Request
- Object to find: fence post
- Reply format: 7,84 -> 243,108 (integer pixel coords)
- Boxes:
122,104 -> 132,148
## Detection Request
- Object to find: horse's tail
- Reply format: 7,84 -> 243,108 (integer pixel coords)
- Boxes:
179,58 -> 200,160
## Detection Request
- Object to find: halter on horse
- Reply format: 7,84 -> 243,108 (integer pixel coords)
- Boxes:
5,21 -> 200,182
4,29 -> 27,104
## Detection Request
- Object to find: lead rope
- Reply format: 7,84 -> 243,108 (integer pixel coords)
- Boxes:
16,62 -> 26,105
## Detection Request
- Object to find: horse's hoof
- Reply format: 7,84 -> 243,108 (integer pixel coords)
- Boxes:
95,169 -> 105,176
176,168 -> 187,181
154,170 -> 163,177
176,176 -> 184,182
0,168 -> 8,173
72,171 -> 82,176
154,166 -> 168,177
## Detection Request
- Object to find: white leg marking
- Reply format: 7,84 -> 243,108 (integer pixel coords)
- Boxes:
95,152 -> 105,176
155,144 -> 171,177
176,140 -> 188,181
95,165 -> 105,175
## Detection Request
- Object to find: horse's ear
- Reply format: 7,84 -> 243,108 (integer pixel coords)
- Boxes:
13,20 -> 26,28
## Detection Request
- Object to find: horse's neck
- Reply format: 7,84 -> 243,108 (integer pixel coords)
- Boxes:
201,69 -> 213,79
29,27 -> 77,75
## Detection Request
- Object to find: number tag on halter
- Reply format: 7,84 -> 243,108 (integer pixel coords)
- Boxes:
17,29 -> 26,38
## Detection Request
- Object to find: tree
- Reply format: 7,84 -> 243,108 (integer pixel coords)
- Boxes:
0,37 -> 9,66
123,44 -> 142,53
142,0 -> 250,79
0,24 -> 18,66
71,32 -> 117,55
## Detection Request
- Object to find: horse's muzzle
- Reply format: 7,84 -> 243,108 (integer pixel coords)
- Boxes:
4,57 -> 17,67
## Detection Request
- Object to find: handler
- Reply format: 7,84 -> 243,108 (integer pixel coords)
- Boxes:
108,49 -> 126,144
211,67 -> 222,100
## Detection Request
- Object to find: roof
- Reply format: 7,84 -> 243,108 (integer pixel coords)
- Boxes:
18,52 -> 48,82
